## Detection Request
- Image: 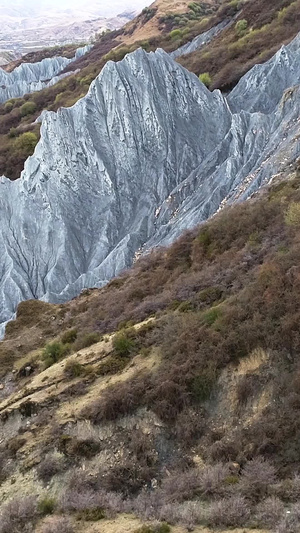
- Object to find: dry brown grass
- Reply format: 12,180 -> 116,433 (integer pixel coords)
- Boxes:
179,0 -> 300,90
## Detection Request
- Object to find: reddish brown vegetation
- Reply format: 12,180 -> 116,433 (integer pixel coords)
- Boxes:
179,0 -> 300,90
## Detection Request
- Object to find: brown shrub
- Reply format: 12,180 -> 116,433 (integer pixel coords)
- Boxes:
58,435 -> 100,458
275,503 -> 300,533
207,495 -> 251,528
255,496 -> 285,528
0,495 -> 38,533
101,460 -> 156,496
160,501 -> 204,529
174,408 -> 205,444
236,373 -> 261,405
41,517 -> 74,533
132,490 -> 163,521
159,464 -> 229,503
81,374 -> 149,423
37,454 -> 65,483
60,486 -> 124,516
73,332 -> 100,351
239,457 -> 277,500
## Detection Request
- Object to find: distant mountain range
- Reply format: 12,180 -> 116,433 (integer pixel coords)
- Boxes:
0,0 -> 149,60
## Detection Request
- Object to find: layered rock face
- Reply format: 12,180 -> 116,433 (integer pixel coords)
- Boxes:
0,45 -> 91,104
1,35 -> 300,332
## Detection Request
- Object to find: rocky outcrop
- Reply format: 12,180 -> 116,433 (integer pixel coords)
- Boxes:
228,32 -> 300,114
1,34 -> 300,333
170,19 -> 233,59
0,45 -> 91,104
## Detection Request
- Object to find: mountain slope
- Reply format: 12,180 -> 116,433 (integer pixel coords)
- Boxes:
1,33 -> 300,333
1,0 -> 300,181
0,45 -> 91,104
0,0 -> 146,55
1,171 -> 300,531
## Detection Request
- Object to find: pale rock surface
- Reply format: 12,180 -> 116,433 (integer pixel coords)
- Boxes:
170,19 -> 233,59
1,34 -> 300,332
0,45 -> 91,104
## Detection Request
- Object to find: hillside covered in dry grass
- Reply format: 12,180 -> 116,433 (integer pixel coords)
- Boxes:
1,167 -> 300,531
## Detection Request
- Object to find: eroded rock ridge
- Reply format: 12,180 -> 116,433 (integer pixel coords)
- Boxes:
1,34 -> 300,332
0,45 -> 91,104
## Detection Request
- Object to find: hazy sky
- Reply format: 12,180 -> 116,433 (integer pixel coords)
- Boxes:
0,0 -> 150,17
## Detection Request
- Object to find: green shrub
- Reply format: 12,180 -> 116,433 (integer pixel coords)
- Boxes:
61,328 -> 77,344
8,127 -> 18,138
197,227 -> 212,251
203,306 -> 222,325
189,2 -> 202,13
225,475 -> 240,485
169,29 -> 183,40
74,332 -> 100,350
177,301 -> 194,312
4,102 -> 13,113
20,101 -> 37,116
199,72 -> 212,88
14,132 -> 38,154
189,372 -> 215,402
198,286 -> 223,305
285,201 -> 300,226
14,98 -> 25,108
112,330 -> 135,356
64,359 -> 84,378
97,355 -> 128,376
42,341 -> 70,368
235,19 -> 248,36
38,496 -> 56,515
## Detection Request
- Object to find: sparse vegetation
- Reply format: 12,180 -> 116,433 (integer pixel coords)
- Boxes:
61,329 -> 77,344
41,516 -> 74,533
235,18 -> 248,36
73,332 -> 100,351
198,72 -> 212,87
37,454 -> 65,483
1,11 -> 300,522
42,341 -> 71,368
38,496 -> 57,516
64,359 -> 84,378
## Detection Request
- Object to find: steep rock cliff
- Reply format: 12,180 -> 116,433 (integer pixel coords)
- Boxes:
0,45 -> 91,104
1,35 -> 300,332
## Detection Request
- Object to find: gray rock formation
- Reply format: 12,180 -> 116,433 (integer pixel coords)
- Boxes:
0,45 -> 91,104
0,35 -> 300,333
170,19 -> 233,59
228,32 -> 300,114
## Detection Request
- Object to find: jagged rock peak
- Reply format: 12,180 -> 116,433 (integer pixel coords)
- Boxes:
1,39 -> 300,334
0,44 -> 92,104
228,32 -> 300,114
